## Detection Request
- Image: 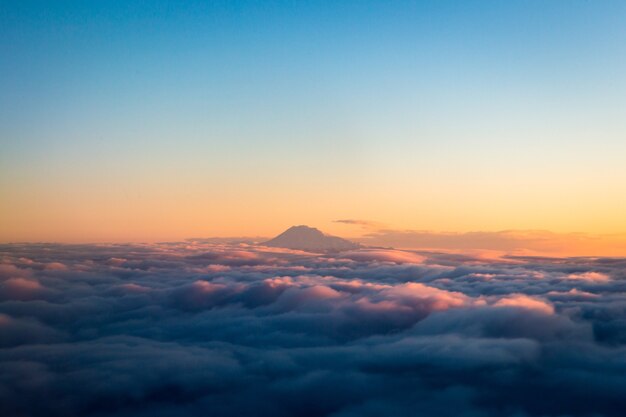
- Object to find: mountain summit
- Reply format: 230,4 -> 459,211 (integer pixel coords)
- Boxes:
262,225 -> 360,252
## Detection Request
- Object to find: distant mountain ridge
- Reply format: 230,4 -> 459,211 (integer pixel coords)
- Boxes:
262,225 -> 360,252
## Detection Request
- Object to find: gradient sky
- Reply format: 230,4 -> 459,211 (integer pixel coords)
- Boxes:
2,0 -> 626,243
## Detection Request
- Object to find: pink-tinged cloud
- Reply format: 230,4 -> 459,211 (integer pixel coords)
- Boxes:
275,285 -> 342,310
547,288 -> 599,299
190,280 -> 228,294
1,277 -> 44,300
45,262 -> 68,271
119,283 -> 151,293
384,283 -> 470,311
566,272 -> 610,282
107,258 -> 127,266
188,264 -> 232,273
0,263 -> 30,278
340,249 -> 425,264
494,294 -> 554,314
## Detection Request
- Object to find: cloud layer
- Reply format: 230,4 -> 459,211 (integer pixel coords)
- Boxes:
1,242 -> 626,416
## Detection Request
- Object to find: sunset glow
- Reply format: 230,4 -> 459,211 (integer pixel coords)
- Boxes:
2,2 -> 626,416
2,1 -> 626,253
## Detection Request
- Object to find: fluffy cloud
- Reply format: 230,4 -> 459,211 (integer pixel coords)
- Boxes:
0,242 -> 625,416
567,271 -> 611,282
493,294 -> 555,314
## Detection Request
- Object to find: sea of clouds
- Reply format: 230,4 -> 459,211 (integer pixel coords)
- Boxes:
1,241 -> 626,416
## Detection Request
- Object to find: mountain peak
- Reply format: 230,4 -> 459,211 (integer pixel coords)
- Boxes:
262,225 -> 359,252
284,225 -> 325,235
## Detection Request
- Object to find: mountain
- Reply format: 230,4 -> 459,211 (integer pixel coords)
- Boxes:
262,225 -> 360,252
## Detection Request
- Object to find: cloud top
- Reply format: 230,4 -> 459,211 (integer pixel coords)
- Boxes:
1,241 -> 625,416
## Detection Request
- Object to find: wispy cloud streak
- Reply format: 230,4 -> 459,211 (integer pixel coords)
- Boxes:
357,229 -> 626,256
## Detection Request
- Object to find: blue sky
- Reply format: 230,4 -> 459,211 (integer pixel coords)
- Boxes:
2,1 -> 626,241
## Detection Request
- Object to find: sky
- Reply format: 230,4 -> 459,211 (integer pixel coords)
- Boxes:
2,1 -> 626,245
